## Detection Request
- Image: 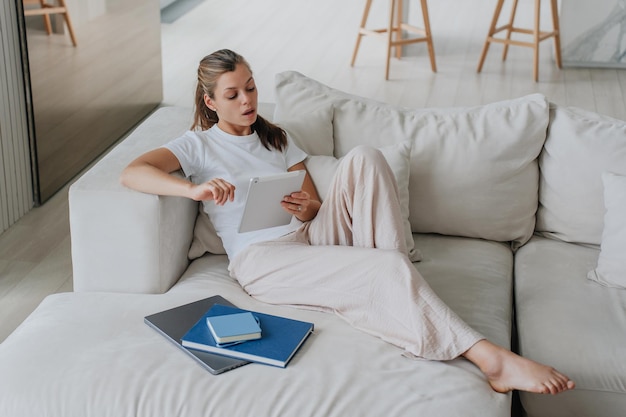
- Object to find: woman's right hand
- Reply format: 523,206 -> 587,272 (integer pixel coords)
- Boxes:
190,178 -> 235,205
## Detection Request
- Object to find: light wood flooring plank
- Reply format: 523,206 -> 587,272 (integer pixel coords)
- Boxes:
592,69 -> 626,117
0,235 -> 72,341
0,193 -> 69,264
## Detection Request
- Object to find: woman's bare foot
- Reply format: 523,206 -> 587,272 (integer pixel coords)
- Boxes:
463,340 -> 576,394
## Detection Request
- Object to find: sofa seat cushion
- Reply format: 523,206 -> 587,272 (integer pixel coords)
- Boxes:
0,235 -> 514,417
515,236 -> 626,417
411,234 -> 514,349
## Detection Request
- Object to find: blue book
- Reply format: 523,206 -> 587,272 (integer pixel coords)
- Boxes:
181,304 -> 314,368
206,312 -> 262,345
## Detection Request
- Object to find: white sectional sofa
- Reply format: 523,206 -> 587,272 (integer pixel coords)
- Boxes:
0,71 -> 625,417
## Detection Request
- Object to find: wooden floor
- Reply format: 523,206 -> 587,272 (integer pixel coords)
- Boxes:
1,0 -> 625,342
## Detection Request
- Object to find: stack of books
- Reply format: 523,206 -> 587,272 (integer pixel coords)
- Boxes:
144,296 -> 314,373
204,311 -> 263,345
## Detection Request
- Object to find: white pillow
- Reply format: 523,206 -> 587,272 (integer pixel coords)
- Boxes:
304,155 -> 340,202
405,95 -> 548,248
275,71 -> 548,248
306,142 -> 421,262
274,71 -> 347,125
587,172 -> 626,289
275,106 -> 334,156
537,105 -> 626,245
188,204 -> 226,259
274,71 -> 411,155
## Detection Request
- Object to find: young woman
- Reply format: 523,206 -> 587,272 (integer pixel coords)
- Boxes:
121,49 -> 575,395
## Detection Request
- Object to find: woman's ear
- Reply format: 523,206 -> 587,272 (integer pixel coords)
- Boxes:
203,94 -> 216,111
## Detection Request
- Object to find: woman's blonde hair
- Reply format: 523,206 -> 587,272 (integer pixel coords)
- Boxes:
192,49 -> 287,151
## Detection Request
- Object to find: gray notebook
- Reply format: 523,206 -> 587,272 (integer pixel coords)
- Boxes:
144,295 -> 249,375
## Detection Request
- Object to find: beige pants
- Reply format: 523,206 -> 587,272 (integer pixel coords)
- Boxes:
230,146 -> 483,360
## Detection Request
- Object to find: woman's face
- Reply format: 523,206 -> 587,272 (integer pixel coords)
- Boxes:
204,63 -> 258,136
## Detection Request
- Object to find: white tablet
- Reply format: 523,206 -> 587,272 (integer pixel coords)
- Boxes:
238,170 -> 306,233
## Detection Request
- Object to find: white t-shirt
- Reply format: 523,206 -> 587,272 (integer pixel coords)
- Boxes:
163,124 -> 307,260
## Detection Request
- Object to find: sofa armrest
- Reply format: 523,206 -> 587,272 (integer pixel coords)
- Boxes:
69,106 -> 198,294
70,186 -> 197,294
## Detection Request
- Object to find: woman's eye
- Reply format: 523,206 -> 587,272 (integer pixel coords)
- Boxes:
247,86 -> 256,92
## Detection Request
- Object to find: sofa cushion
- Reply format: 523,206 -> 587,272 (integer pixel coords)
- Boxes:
275,105 -> 334,156
305,141 -> 421,262
515,236 -> 626,417
536,105 -> 626,245
188,204 -> 227,257
587,172 -> 626,289
274,71 -> 548,248
404,96 -> 547,247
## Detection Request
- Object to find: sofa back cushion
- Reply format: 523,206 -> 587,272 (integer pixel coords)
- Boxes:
274,71 -> 548,247
403,97 -> 547,247
536,105 -> 626,245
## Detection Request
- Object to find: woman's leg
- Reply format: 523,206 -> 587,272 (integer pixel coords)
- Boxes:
230,238 -> 575,394
305,145 -> 407,255
230,237 -> 482,360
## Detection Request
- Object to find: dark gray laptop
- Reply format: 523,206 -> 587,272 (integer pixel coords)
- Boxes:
144,295 -> 249,374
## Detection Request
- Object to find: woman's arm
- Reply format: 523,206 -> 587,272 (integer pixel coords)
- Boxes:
120,148 -> 235,205
283,161 -> 321,222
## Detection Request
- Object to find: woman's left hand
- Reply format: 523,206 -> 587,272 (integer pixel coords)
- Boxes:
281,191 -> 320,221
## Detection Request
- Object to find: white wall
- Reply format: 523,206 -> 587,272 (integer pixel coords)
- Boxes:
0,0 -> 34,235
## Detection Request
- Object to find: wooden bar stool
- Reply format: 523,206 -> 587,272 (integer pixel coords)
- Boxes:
351,0 -> 436,80
23,0 -> 78,46
477,0 -> 561,81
